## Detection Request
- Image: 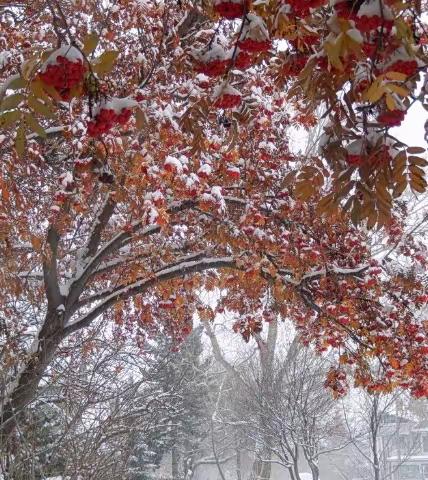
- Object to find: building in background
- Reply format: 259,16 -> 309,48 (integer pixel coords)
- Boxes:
380,414 -> 428,480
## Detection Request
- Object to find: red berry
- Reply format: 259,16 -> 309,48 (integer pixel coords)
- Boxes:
234,50 -> 253,69
195,59 -> 228,77
383,60 -> 418,77
356,15 -> 393,33
377,109 -> 405,127
214,93 -> 242,109
38,56 -> 86,99
226,167 -> 240,180
117,109 -> 131,125
213,0 -> 245,19
347,154 -> 364,166
238,38 -> 271,53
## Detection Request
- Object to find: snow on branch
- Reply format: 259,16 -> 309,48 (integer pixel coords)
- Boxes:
63,255 -> 236,336
66,198 -> 197,309
277,264 -> 369,286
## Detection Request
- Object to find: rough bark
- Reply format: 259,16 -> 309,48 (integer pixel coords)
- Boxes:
0,312 -> 63,440
172,445 -> 181,480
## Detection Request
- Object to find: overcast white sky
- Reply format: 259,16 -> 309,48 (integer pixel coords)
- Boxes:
290,96 -> 427,153
391,99 -> 427,149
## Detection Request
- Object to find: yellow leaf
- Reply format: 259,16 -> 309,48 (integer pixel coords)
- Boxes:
386,83 -> 409,97
366,210 -> 378,230
393,150 -> 407,163
409,164 -> 425,179
1,93 -> 25,112
385,93 -> 396,111
82,33 -> 99,55
408,156 -> 428,168
344,33 -> 362,56
28,96 -> 55,118
393,179 -> 407,197
41,49 -> 55,62
363,80 -> 385,103
275,14 -> 296,39
23,112 -> 46,138
22,57 -> 38,80
93,50 -> 119,75
0,110 -> 21,129
68,83 -> 84,100
395,17 -> 413,42
30,80 -> 53,101
8,76 -> 26,90
324,41 -> 343,70
15,125 -> 26,158
38,83 -> 62,102
337,18 -> 352,32
384,71 -> 408,81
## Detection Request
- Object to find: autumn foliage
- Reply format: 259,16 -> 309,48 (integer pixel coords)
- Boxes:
0,0 -> 427,440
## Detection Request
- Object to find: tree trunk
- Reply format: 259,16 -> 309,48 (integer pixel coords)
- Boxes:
292,455 -> 301,480
260,456 -> 272,480
308,461 -> 319,480
0,312 -> 63,441
371,396 -> 380,480
250,447 -> 272,480
172,445 -> 180,480
236,448 -> 242,480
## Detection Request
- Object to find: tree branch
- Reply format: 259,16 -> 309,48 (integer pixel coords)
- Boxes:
63,255 -> 236,336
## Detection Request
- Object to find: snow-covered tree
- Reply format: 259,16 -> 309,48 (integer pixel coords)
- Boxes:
0,327 -> 211,480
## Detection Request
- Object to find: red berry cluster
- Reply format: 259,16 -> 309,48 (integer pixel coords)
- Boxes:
377,109 -> 405,127
214,93 -> 242,109
235,50 -> 253,69
346,153 -> 364,166
356,15 -> 393,33
383,59 -> 418,76
362,41 -> 377,58
38,56 -> 86,100
195,50 -> 253,77
213,0 -> 245,19
226,167 -> 240,180
334,1 -> 358,21
195,59 -> 228,77
87,108 -> 132,137
287,0 -> 327,17
196,76 -> 210,89
159,299 -> 175,309
238,38 -> 271,53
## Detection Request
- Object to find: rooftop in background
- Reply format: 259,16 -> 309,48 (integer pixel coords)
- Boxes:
381,413 -> 411,425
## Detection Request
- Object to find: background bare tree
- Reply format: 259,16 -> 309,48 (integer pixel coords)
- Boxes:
330,390 -> 421,480
202,316 -> 346,480
0,327 -> 210,480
